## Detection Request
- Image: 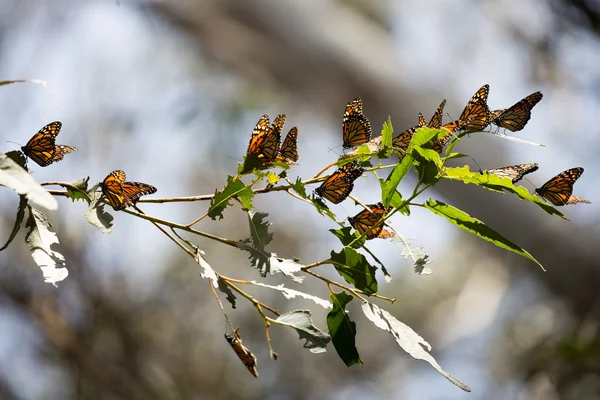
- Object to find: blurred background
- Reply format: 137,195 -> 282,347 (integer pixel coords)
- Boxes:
0,0 -> 599,398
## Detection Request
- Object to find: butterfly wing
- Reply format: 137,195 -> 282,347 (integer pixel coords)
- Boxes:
51,145 -> 78,163
391,126 -> 418,158
101,170 -> 127,210
535,167 -> 584,206
348,202 -> 388,240
342,97 -> 372,148
21,121 -> 63,167
458,84 -> 491,132
428,99 -> 446,129
492,91 -> 543,132
418,113 -> 427,127
121,181 -> 158,207
280,127 -> 299,162
247,115 -> 270,156
485,163 -> 539,183
315,162 -> 364,204
225,332 -> 259,378
430,134 -> 453,154
259,114 -> 285,160
565,196 -> 591,205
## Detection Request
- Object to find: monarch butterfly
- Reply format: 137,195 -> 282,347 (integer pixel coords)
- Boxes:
342,97 -> 372,148
260,114 -> 285,160
100,170 -> 157,211
535,167 -> 591,206
348,202 -> 394,240
391,126 -> 419,158
247,114 -> 270,156
225,329 -> 258,378
278,127 -> 299,162
315,161 -> 364,204
430,134 -> 454,154
427,99 -> 446,129
21,121 -> 77,167
455,84 -> 491,133
490,91 -> 543,132
481,163 -> 539,184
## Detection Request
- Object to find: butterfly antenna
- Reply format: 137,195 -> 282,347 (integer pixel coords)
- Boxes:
471,158 -> 483,173
522,176 -> 536,189
6,140 -> 22,146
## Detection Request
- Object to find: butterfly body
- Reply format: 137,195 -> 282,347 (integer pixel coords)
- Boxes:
342,97 -> 372,148
481,163 -> 539,184
21,121 -> 77,167
535,167 -> 590,206
100,170 -> 157,211
315,162 -> 364,204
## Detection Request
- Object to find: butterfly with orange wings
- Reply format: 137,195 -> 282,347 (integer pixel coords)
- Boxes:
315,161 -> 364,204
348,202 -> 395,240
277,127 -> 299,163
490,91 -> 543,132
21,121 -> 77,167
442,84 -> 491,133
481,163 -> 539,184
535,167 -> 590,206
247,114 -> 285,161
342,97 -> 372,148
225,328 -> 258,378
100,170 -> 157,211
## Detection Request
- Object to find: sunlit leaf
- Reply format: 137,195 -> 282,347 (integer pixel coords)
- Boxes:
425,199 -> 544,270
84,192 -> 114,233
393,234 -> 432,275
329,227 -> 365,249
66,177 -> 90,202
442,165 -> 564,218
290,177 -> 308,198
362,302 -> 471,392
196,249 -> 237,308
328,291 -> 362,366
275,310 -> 331,354
24,207 -> 68,285
0,152 -> 57,210
250,282 -> 331,309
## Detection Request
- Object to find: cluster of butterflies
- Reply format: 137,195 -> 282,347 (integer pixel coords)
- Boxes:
19,121 -> 157,211
310,90 -> 590,240
246,114 -> 299,164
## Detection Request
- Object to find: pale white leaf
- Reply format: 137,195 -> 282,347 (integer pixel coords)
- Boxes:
250,281 -> 332,309
0,153 -> 57,210
361,302 -> 471,392
394,234 -> 432,275
275,310 -> 330,354
24,207 -> 67,285
489,132 -> 546,147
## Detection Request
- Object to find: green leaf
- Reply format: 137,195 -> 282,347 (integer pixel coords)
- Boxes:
329,227 -> 365,249
362,302 -> 471,392
425,199 -> 545,270
378,178 -> 409,215
66,177 -> 90,202
266,171 -> 280,185
381,117 -> 393,149
442,166 -> 565,219
444,152 -> 468,160
239,153 -> 263,175
0,152 -> 57,210
208,175 -> 254,220
328,291 -> 362,366
381,127 -> 440,207
275,310 -> 331,354
25,207 -> 68,285
311,196 -> 336,220
330,247 -> 378,294
290,177 -> 308,198
0,195 -> 27,251
249,281 -> 331,309
84,192 -> 115,233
